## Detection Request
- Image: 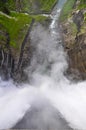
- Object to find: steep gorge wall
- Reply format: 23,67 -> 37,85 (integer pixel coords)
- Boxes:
60,0 -> 86,80
0,0 -> 57,81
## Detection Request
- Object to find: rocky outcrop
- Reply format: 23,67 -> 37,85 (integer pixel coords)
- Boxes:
0,0 -> 56,82
12,19 -> 35,82
60,0 -> 86,80
0,49 -> 14,80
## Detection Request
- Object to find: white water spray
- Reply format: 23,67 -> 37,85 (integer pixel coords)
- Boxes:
0,0 -> 86,130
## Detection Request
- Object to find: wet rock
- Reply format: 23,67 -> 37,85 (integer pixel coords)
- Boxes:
61,1 -> 86,80
73,10 -> 84,31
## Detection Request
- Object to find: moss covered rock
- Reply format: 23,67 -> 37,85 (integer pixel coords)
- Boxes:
60,0 -> 86,80
0,0 -> 57,81
0,0 -> 57,14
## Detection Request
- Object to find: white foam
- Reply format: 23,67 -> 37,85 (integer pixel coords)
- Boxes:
1,0 -> 86,130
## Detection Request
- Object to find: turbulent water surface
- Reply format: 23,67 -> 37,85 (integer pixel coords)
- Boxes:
1,0 -> 86,130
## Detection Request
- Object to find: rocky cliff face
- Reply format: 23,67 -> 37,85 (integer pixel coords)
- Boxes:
0,0 -> 57,81
60,0 -> 86,80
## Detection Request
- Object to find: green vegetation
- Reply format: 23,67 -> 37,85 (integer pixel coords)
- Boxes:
84,13 -> 86,21
39,0 -> 58,13
80,0 -> 86,4
0,0 -> 57,14
0,0 -> 56,51
78,0 -> 86,9
6,0 -> 16,11
60,0 -> 76,22
0,11 -> 47,49
0,11 -> 32,48
19,0 -> 58,13
0,0 -> 10,14
70,22 -> 77,36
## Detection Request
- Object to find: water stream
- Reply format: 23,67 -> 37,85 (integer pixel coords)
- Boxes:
0,0 -> 86,130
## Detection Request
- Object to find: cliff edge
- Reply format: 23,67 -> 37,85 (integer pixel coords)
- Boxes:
60,0 -> 86,80
0,0 -> 57,81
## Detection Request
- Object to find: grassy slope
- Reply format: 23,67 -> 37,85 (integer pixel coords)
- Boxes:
0,0 -> 57,53
38,0 -> 58,13
78,0 -> 86,10
60,0 -> 86,22
0,11 -> 48,49
1,0 -> 58,13
60,0 -> 76,22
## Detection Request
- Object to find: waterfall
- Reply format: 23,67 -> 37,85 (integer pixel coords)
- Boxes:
0,0 -> 86,130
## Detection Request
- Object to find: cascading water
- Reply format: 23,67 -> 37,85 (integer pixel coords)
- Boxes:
1,0 -> 86,130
